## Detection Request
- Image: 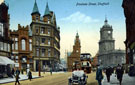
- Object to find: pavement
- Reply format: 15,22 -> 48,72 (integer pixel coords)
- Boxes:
0,72 -> 67,85
102,73 -> 135,85
0,74 -> 40,84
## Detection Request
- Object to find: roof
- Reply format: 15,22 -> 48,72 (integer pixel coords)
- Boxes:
44,2 -> 50,16
31,0 -> 40,15
0,56 -> 15,65
102,18 -> 111,28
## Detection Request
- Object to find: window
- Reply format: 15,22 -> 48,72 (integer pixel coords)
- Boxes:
15,38 -> 18,50
36,29 -> 38,33
48,49 -> 51,57
29,39 -> 32,51
15,56 -> 18,59
8,44 -> 10,52
12,43 -> 14,50
4,43 -> 7,51
22,58 -> 27,63
15,42 -> 18,50
48,39 -> 50,45
21,39 -> 26,50
16,60 -> 18,63
0,42 -> 3,50
15,38 -> 18,41
36,48 -> 39,56
0,23 -> 3,36
41,38 -> 45,44
41,27 -> 45,34
48,18 -> 50,24
41,49 -> 45,56
36,38 -> 39,45
48,29 -> 51,35
36,16 -> 39,22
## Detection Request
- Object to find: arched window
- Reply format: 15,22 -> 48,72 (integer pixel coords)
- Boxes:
22,39 -> 26,50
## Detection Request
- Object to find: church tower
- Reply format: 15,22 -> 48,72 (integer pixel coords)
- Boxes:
31,0 -> 40,22
67,32 -> 81,72
99,18 -> 115,54
73,32 -> 81,56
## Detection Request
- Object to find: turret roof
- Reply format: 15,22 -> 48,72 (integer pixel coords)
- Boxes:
44,2 -> 50,16
31,0 -> 40,15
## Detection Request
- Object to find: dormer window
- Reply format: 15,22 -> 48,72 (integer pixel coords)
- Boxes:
48,18 -> 50,24
36,16 -> 39,22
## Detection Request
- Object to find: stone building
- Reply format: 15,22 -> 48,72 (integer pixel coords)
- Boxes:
0,1 -> 12,58
67,33 -> 81,72
30,1 -> 60,71
98,19 -> 125,67
10,24 -> 33,70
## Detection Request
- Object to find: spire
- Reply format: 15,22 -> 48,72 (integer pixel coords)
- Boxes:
44,2 -> 50,16
31,0 -> 40,15
104,16 -> 108,25
76,31 -> 79,38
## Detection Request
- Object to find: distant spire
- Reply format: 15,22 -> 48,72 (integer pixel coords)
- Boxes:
76,31 -> 79,37
31,0 -> 40,15
44,2 -> 50,16
104,15 -> 108,24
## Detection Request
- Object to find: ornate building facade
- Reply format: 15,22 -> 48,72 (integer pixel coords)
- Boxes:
10,24 -> 33,70
67,33 -> 81,72
122,0 -> 135,65
98,19 -> 125,67
122,0 -> 135,74
30,1 -> 60,71
0,1 -> 12,58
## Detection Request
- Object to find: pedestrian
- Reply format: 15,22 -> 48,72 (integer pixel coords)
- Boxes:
115,64 -> 124,85
16,68 -> 20,76
21,69 -> 23,75
96,65 -> 103,85
105,67 -> 112,82
15,73 -> 20,85
43,65 -> 45,74
50,67 -> 52,75
28,70 -> 32,81
12,68 -> 15,77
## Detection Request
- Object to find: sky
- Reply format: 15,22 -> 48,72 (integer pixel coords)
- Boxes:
1,0 -> 126,58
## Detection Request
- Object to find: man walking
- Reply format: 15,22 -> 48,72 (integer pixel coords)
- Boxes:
105,67 -> 112,82
15,73 -> 20,85
116,64 -> 124,85
96,65 -> 103,85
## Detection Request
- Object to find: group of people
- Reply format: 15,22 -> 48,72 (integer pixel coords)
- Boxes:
96,64 -> 124,85
11,68 -> 32,85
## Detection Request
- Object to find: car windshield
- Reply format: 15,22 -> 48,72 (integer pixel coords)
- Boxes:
72,70 -> 84,77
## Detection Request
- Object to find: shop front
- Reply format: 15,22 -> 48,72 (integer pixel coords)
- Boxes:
0,56 -> 15,78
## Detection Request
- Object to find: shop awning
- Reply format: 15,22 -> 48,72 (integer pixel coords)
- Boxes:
0,56 -> 15,65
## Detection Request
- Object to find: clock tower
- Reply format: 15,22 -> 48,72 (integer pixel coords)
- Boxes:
67,32 -> 81,72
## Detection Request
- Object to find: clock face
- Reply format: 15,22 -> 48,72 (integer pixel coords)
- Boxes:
108,31 -> 111,34
76,50 -> 79,52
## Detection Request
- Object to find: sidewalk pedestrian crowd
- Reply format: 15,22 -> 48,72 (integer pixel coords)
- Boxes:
96,64 -> 125,85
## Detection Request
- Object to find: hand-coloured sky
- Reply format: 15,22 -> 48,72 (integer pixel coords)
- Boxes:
4,0 -> 126,58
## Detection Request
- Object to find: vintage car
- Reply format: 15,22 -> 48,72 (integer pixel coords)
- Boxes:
68,70 -> 88,85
